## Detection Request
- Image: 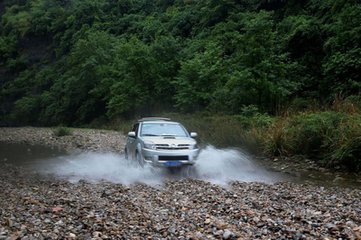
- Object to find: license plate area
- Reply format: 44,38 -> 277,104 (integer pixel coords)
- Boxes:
165,161 -> 182,167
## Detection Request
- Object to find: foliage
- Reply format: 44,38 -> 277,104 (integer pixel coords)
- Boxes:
53,126 -> 73,137
1,5 -> 32,36
1,0 -> 361,124
287,112 -> 345,156
260,111 -> 361,171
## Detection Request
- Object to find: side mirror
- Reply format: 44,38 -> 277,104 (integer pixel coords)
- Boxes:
190,132 -> 198,138
128,131 -> 136,138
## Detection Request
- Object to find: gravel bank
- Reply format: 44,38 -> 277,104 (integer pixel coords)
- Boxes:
0,127 -> 126,153
1,166 -> 360,239
1,127 -> 361,239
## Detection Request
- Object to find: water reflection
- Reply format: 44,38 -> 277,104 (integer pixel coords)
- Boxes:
0,142 -> 65,167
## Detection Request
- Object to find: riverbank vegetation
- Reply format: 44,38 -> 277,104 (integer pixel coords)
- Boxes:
182,105 -> 361,172
1,0 -> 361,171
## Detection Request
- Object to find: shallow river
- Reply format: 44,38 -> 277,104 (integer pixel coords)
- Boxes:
1,142 -> 360,187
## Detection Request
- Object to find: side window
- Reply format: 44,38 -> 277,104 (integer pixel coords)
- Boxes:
132,123 -> 139,137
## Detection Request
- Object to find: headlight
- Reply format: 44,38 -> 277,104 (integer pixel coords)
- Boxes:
190,143 -> 199,149
144,141 -> 156,150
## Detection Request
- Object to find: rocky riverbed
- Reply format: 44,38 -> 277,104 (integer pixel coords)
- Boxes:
0,127 -> 126,153
1,127 -> 361,239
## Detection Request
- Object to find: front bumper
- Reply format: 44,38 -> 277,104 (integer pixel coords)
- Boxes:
141,148 -> 200,167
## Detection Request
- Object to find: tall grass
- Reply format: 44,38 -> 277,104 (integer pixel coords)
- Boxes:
329,115 -> 361,170
262,111 -> 361,171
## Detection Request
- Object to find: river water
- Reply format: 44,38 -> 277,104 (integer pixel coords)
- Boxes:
1,142 -> 360,187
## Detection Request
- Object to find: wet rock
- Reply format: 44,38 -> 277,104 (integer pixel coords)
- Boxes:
93,231 -> 102,238
213,229 -> 223,236
222,229 -> 235,239
325,223 -> 339,231
69,233 -> 76,238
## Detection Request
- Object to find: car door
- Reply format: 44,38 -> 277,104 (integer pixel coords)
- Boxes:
127,123 -> 139,159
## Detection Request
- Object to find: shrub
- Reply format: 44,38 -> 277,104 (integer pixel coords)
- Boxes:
328,115 -> 361,171
286,111 -> 345,157
344,95 -> 361,113
331,137 -> 361,171
332,94 -> 360,114
11,96 -> 40,124
287,98 -> 321,113
240,105 -> 260,117
53,127 -> 72,137
262,111 -> 361,171
263,118 -> 291,156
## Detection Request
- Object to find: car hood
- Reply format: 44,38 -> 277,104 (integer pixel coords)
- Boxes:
141,136 -> 196,145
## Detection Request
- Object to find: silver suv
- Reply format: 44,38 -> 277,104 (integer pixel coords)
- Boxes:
125,117 -> 200,168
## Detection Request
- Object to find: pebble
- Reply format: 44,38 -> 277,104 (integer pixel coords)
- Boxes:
223,229 -> 234,239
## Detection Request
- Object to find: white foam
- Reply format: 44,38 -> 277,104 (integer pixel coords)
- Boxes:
195,146 -> 280,184
38,152 -> 162,185
34,146 -> 284,185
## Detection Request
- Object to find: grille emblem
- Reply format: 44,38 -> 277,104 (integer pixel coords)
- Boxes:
170,144 -> 177,148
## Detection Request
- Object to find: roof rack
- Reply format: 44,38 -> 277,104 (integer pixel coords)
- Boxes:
138,117 -> 171,122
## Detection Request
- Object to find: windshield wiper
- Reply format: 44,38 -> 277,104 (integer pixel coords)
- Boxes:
142,134 -> 159,136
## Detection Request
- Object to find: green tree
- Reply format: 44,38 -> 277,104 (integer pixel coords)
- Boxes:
1,5 -> 32,36
44,29 -> 118,124
107,37 -> 158,117
322,5 -> 361,97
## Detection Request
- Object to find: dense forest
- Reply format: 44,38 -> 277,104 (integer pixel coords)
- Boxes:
1,0 -> 360,125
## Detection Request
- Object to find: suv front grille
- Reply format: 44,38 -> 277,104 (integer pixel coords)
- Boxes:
155,144 -> 190,150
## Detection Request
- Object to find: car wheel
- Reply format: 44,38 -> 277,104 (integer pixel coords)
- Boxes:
124,149 -> 128,160
136,151 -> 145,168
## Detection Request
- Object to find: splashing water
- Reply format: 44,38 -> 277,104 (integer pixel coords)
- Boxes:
29,145 -> 285,185
37,153 -> 162,185
195,146 -> 282,184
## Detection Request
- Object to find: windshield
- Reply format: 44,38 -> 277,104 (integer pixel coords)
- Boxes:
140,123 -> 188,137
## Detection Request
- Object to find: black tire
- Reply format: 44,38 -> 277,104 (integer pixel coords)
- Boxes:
136,151 -> 145,168
124,149 -> 128,160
